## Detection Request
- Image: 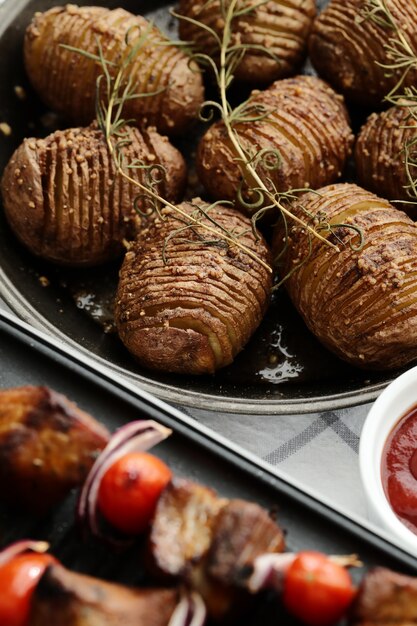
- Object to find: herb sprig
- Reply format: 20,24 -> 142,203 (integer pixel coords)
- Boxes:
361,0 -> 417,205
63,26 -> 273,272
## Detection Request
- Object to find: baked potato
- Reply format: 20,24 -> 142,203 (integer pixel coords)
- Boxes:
115,199 -> 272,374
197,75 -> 353,215
275,183 -> 417,370
1,124 -> 186,266
178,0 -> 316,85
355,104 -> 417,215
0,386 -> 109,513
30,564 -> 179,626
309,0 -> 417,107
24,5 -> 204,136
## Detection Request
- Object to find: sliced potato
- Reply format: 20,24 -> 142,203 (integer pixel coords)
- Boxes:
197,75 -> 353,215
275,183 -> 417,370
1,124 -> 186,266
355,105 -> 417,215
309,0 -> 417,107
24,5 -> 204,136
115,199 -> 272,374
178,0 -> 316,85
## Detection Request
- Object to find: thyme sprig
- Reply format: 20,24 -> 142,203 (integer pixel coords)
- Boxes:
361,0 -> 417,204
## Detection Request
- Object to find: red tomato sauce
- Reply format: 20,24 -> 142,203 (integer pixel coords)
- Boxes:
382,405 -> 417,534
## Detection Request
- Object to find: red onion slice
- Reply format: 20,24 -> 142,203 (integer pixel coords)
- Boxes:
168,592 -> 206,626
248,552 -> 295,593
78,420 -> 172,541
0,540 -> 50,567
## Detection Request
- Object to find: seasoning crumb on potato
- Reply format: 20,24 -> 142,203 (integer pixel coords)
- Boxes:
178,0 -> 316,85
276,183 -> 417,370
115,200 -> 272,374
24,5 -> 205,136
355,104 -> 417,216
197,75 -> 353,215
0,124 -> 186,266
309,0 -> 417,107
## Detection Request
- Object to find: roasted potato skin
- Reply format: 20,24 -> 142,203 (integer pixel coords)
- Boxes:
24,5 -> 204,136
309,0 -> 417,107
178,0 -> 316,85
115,200 -> 272,374
355,105 -> 417,216
197,76 -> 353,215
0,386 -> 109,513
275,183 -> 417,370
30,565 -> 179,626
1,124 -> 186,266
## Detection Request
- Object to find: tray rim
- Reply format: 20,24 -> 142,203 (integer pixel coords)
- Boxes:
1,305 -> 417,569
0,0 -> 394,415
0,268 -> 391,415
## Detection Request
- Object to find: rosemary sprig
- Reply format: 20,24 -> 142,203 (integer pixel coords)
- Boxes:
63,26 -> 273,272
361,0 -> 417,204
177,0 -> 341,251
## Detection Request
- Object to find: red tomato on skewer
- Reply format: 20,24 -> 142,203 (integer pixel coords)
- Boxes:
0,552 -> 57,626
283,551 -> 357,626
97,452 -> 172,535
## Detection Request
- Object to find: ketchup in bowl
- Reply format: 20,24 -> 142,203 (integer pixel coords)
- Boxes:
382,405 -> 417,534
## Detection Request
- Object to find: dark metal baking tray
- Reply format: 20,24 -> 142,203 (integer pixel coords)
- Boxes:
0,321 -> 415,626
0,307 -> 416,584
0,0 -> 402,415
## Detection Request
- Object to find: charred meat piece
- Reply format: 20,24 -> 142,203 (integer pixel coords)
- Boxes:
149,479 -> 285,619
0,386 -> 109,513
149,478 -> 226,579
29,564 -> 179,626
206,499 -> 285,586
351,567 -> 417,626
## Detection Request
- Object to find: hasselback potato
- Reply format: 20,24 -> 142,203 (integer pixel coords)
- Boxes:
178,0 -> 316,85
355,105 -> 417,214
309,0 -> 417,107
115,200 -> 272,374
197,75 -> 353,215
0,124 -> 186,266
276,183 -> 417,370
24,5 -> 204,136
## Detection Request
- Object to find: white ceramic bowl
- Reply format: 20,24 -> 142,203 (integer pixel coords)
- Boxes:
360,365 -> 417,557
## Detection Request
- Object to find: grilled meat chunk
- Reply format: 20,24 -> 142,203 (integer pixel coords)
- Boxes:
206,499 -> 285,586
149,478 -> 226,579
0,386 -> 109,513
1,124 -> 186,267
115,200 -> 272,375
29,564 -> 179,626
351,567 -> 417,625
149,479 -> 285,618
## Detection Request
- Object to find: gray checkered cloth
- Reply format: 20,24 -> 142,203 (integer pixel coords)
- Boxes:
182,403 -> 371,522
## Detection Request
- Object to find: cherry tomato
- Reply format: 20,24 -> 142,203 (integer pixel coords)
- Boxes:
97,452 -> 172,535
0,552 -> 57,626
283,551 -> 357,626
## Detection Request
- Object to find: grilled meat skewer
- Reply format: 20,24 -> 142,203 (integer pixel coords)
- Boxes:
0,386 -> 109,513
29,564 -> 180,626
